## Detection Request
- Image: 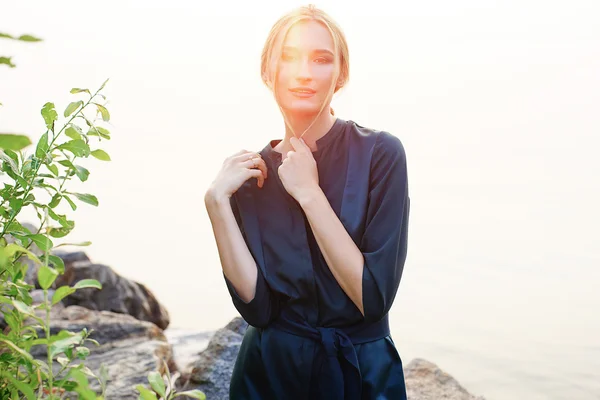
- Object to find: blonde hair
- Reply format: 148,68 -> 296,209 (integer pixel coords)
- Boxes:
260,5 -> 350,138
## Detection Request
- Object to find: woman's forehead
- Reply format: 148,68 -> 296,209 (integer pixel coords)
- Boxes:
281,20 -> 334,52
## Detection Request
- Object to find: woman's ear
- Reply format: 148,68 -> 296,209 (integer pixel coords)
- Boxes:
335,75 -> 346,92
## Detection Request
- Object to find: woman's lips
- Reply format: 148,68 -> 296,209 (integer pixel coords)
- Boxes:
289,87 -> 316,98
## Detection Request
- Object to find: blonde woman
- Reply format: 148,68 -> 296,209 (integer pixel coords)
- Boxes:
205,5 -> 410,399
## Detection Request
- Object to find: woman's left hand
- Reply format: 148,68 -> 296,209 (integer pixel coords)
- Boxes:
278,137 -> 321,204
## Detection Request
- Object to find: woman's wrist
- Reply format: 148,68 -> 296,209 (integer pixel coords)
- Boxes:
204,187 -> 231,210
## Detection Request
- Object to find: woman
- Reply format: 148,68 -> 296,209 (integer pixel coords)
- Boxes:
204,5 -> 410,399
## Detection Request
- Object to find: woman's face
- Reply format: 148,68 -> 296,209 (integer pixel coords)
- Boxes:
274,20 -> 337,117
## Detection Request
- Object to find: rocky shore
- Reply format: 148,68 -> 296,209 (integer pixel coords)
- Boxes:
8,249 -> 485,399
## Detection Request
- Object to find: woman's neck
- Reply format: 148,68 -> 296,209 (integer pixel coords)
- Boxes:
275,111 -> 337,155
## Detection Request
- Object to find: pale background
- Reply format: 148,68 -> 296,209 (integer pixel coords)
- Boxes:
1,1 -> 599,399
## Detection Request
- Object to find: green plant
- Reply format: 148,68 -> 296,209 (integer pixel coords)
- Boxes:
135,360 -> 206,400
1,30 -> 207,399
0,80 -> 112,399
0,31 -> 42,69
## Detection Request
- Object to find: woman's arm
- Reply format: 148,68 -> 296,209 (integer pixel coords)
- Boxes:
204,150 -> 279,328
300,191 -> 367,314
282,134 -> 409,322
205,192 -> 258,303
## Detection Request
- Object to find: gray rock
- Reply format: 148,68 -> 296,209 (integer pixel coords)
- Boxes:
53,252 -> 170,330
405,358 -> 485,400
29,305 -> 173,399
165,328 -> 213,375
177,317 -> 248,400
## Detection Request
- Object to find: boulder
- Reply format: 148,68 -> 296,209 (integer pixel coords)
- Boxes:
53,251 -> 170,330
405,358 -> 485,400
30,305 -> 173,399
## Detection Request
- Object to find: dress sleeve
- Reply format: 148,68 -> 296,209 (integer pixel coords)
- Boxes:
361,132 -> 410,323
222,194 -> 280,328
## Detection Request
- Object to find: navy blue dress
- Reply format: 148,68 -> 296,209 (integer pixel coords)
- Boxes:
224,118 -> 410,399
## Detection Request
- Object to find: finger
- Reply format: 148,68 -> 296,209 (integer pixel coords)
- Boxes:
256,158 -> 268,179
247,169 -> 265,188
233,151 -> 261,162
289,137 -> 307,153
242,157 -> 268,179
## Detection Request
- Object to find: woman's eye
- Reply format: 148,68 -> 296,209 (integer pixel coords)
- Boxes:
282,53 -> 296,61
314,57 -> 331,64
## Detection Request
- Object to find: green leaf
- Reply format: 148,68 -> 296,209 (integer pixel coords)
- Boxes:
57,356 -> 70,366
75,346 -> 90,360
12,300 -> 35,317
35,132 -> 49,158
87,126 -> 111,140
38,265 -> 58,290
0,56 -> 16,68
49,193 -> 62,208
57,139 -> 90,157
52,286 -> 76,305
58,159 -> 76,169
5,220 -> 31,235
48,163 -> 59,176
9,196 -> 24,214
135,385 -> 158,400
70,88 -> 90,95
174,390 -> 207,399
3,313 -> 19,332
95,104 -> 110,121
69,192 -> 98,206
49,332 -> 84,359
73,279 -> 102,290
48,226 -> 71,238
91,149 -> 111,161
46,254 -> 65,273
65,124 -> 83,140
17,34 -> 42,42
75,165 -> 90,182
41,102 -> 58,131
63,194 -> 77,211
26,234 -> 54,251
4,243 -> 42,266
1,371 -> 36,400
64,100 -> 83,117
147,371 -> 166,398
46,207 -> 74,229
0,133 -> 31,151
99,78 -> 109,91
0,149 -> 19,171
54,240 -> 91,248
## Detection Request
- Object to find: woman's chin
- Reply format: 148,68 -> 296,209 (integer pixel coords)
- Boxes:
281,101 -> 322,117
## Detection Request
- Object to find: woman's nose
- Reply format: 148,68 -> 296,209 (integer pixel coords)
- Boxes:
294,58 -> 312,81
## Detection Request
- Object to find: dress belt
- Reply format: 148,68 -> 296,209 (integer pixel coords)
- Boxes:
270,313 -> 390,400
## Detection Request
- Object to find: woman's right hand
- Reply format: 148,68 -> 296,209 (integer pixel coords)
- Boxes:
206,150 -> 268,202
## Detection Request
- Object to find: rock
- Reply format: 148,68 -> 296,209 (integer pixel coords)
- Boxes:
176,317 -> 248,399
29,305 -> 173,399
164,328 -> 213,375
53,251 -> 170,330
405,358 -> 485,400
